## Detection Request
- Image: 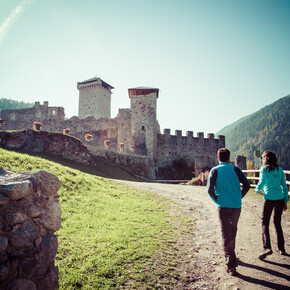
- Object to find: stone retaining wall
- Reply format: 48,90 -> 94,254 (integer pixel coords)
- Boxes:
87,146 -> 155,179
0,168 -> 61,289
0,130 -> 96,167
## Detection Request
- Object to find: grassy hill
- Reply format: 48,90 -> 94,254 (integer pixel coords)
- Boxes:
0,148 -> 191,288
217,95 -> 290,169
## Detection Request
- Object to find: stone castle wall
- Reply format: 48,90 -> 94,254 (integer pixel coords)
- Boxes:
236,155 -> 247,170
0,168 -> 61,289
0,102 -> 121,152
156,129 -> 225,172
1,102 -> 65,131
0,89 -> 226,179
0,101 -> 160,157
87,146 -> 156,179
0,101 -> 225,179
117,109 -> 132,153
62,116 -> 118,133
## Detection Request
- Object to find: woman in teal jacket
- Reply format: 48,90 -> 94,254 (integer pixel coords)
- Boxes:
255,150 -> 288,260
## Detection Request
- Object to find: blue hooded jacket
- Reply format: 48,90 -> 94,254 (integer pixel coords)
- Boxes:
255,166 -> 289,204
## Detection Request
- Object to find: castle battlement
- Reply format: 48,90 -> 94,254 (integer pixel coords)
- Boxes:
160,128 -> 224,142
35,101 -> 49,108
1,101 -> 65,125
156,129 -> 225,171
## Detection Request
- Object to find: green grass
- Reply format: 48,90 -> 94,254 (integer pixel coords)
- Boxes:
0,148 -> 184,288
6,148 -> 287,288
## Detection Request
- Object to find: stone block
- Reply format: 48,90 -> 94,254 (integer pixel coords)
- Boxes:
0,180 -> 32,200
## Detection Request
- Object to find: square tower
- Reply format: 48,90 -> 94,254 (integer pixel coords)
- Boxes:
77,77 -> 114,119
128,87 -> 159,158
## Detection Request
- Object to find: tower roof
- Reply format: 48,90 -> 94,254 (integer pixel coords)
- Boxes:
128,87 -> 159,98
77,77 -> 114,90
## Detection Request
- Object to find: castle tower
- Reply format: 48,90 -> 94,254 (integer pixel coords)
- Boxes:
128,87 -> 159,158
77,77 -> 114,119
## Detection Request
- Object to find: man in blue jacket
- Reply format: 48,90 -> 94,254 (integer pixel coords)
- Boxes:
207,148 -> 250,276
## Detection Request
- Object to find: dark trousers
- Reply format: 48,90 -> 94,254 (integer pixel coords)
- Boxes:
262,199 -> 285,252
218,207 -> 241,270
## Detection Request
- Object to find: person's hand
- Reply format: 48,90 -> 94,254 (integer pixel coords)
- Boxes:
283,204 -> 288,211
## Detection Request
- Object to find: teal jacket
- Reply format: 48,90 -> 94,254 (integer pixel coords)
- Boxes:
255,166 -> 289,204
207,162 -> 250,208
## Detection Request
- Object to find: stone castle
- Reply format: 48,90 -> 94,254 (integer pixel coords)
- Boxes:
0,77 -> 225,179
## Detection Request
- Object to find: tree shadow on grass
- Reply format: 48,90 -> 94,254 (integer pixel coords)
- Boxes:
237,260 -> 290,289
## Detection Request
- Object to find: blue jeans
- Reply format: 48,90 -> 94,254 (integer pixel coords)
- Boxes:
218,207 -> 241,270
262,199 -> 285,252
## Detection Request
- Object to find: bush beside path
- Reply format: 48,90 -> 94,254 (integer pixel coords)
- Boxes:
117,181 -> 290,289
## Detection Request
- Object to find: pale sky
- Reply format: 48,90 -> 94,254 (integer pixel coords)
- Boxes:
0,0 -> 289,135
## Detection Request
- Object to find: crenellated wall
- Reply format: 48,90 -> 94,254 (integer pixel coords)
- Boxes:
156,129 -> 225,172
1,102 -> 65,131
0,103 -> 121,152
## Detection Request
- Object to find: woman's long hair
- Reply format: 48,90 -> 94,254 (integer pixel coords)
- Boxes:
262,150 -> 279,172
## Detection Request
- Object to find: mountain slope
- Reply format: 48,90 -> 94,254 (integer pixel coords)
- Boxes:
217,95 -> 290,169
216,115 -> 250,137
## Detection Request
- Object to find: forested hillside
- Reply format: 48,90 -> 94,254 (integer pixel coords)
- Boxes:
0,98 -> 34,113
217,95 -> 290,169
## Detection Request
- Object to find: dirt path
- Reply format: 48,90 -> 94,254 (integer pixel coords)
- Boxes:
116,181 -> 290,289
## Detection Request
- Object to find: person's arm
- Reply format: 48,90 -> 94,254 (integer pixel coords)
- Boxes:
207,168 -> 218,202
280,170 -> 289,210
255,168 -> 265,194
234,166 -> 250,198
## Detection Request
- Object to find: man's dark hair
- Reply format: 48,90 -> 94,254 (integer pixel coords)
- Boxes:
217,148 -> 230,162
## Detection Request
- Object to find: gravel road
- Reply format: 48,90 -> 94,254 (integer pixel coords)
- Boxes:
116,180 -> 290,290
